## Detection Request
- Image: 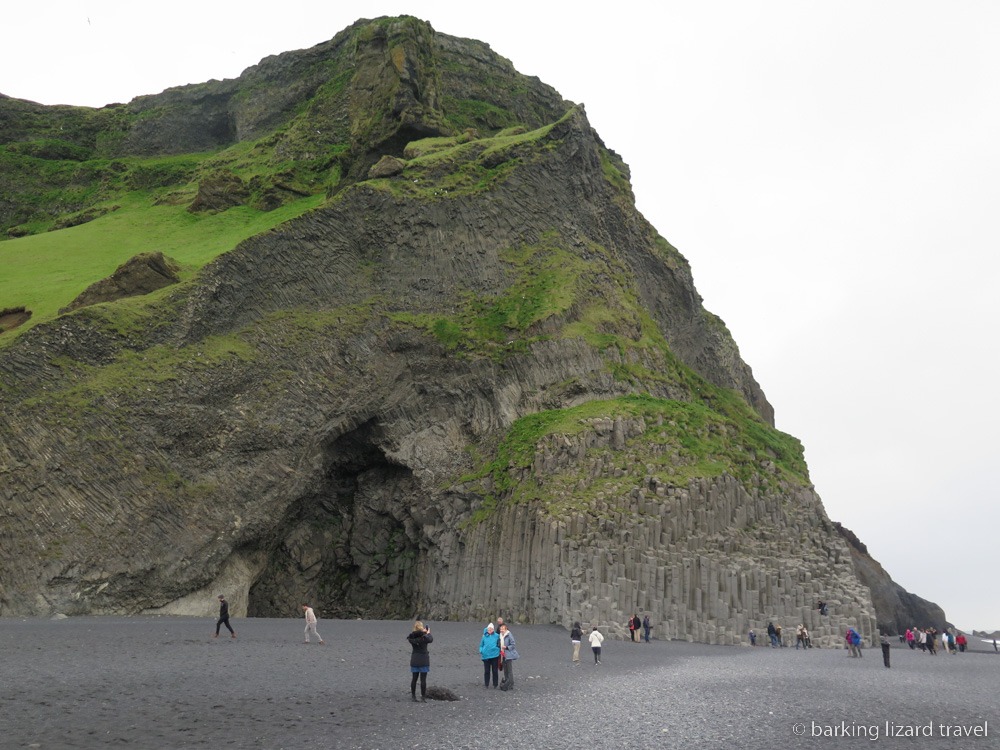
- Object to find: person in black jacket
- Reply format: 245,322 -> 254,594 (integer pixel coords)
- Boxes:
407,621 -> 433,702
214,595 -> 235,638
571,622 -> 583,662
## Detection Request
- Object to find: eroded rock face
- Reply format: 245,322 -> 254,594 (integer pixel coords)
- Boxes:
187,171 -> 250,214
0,18 -> 944,640
58,252 -> 180,314
836,523 -> 949,633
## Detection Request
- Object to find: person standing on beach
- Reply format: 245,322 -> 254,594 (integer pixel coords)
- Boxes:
880,632 -> 891,668
643,615 -> 651,643
479,623 -> 501,688
749,629 -> 756,647
767,622 -> 777,648
407,621 -> 433,702
498,623 -> 518,691
302,604 -> 323,644
571,622 -> 583,663
214,595 -> 235,638
589,625 -> 604,664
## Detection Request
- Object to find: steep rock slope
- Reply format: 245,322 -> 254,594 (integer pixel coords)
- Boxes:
0,17 -> 933,642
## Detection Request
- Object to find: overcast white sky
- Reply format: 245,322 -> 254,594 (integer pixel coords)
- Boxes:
4,1 -> 998,630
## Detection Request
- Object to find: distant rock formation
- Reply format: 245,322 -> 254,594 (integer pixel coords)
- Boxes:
58,251 -> 180,314
834,522 -> 949,633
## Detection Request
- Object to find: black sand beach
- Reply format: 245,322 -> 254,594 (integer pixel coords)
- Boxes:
1,617 -> 995,749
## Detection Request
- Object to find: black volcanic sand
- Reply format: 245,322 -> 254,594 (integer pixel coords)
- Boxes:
1,618 -> 996,749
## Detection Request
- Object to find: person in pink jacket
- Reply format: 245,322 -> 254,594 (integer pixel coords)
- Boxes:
302,604 -> 324,644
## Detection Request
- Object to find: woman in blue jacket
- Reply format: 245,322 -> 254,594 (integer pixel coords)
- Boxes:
479,622 -> 501,688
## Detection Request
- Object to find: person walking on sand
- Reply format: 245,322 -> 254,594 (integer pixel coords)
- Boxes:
214,595 -> 235,638
302,604 -> 323,644
498,623 -> 519,691
589,625 -> 604,664
407,621 -> 433,702
480,622 -> 501,688
571,621 -> 583,662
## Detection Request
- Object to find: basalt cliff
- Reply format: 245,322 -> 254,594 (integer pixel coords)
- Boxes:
0,17 -> 944,644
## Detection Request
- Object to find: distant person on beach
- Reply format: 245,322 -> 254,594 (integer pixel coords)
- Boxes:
407,621 -> 432,702
479,623 -> 501,688
767,622 -> 777,648
993,639 -> 997,653
302,604 -> 323,644
589,625 -> 604,664
643,615 -> 651,643
802,626 -> 811,648
498,623 -> 518,691
749,629 -> 756,647
629,614 -> 637,642
571,622 -> 583,662
796,625 -> 806,649
956,633 -> 967,652
906,628 -> 915,649
880,632 -> 891,668
775,624 -> 783,647
817,600 -> 828,616
846,628 -> 862,658
214,595 -> 235,638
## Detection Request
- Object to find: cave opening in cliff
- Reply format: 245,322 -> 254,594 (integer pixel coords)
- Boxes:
247,418 -> 423,618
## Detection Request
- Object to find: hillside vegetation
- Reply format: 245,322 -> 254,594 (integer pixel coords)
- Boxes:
0,17 -> 930,644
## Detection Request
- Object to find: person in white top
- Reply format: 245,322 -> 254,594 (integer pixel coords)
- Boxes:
588,626 -> 604,664
302,604 -> 324,644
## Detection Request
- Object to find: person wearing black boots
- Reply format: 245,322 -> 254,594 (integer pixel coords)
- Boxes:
407,621 -> 433,702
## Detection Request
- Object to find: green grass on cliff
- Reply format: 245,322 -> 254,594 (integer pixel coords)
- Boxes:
459,393 -> 808,526
390,230 -> 588,357
0,192 -> 323,343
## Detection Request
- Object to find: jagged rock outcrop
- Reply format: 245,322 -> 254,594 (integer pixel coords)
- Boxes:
0,17 -> 941,643
835,522 -> 949,634
58,252 -> 180,314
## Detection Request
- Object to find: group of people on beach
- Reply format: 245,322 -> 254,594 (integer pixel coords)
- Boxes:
476,619 -> 519,692
751,621 -> 814,648
903,627 -> 965,654
626,613 -> 652,643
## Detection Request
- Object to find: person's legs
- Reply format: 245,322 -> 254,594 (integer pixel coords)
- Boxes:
483,659 -> 490,687
501,659 -> 514,690
572,641 -> 581,661
491,658 -> 499,686
411,672 -> 419,699
419,671 -> 427,699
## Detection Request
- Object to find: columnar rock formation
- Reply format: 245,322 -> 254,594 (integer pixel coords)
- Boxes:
0,16 -> 936,640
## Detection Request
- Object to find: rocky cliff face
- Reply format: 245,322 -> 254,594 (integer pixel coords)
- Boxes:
0,17 -> 935,643
835,523 -> 949,634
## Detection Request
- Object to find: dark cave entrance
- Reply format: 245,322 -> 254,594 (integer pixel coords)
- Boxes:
247,419 -> 424,618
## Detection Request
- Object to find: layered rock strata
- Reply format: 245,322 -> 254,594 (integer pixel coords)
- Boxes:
0,17 -> 930,643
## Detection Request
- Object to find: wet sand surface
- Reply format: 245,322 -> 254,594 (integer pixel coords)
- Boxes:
1,617 -> 996,749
